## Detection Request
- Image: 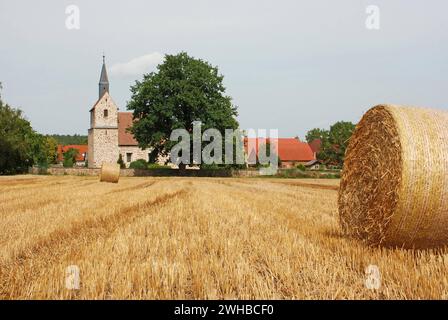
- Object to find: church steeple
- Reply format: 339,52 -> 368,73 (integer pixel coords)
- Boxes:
99,55 -> 109,99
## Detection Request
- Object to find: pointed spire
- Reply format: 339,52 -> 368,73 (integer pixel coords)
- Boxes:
99,54 -> 109,99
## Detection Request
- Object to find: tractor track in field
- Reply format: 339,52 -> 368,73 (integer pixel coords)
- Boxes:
0,178 -> 41,186
106,180 -> 159,194
0,180 -> 98,201
0,188 -> 188,299
267,181 -> 339,191
0,180 -> 159,218
213,178 -> 338,192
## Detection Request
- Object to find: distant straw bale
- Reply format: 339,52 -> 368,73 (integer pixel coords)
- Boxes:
100,163 -> 120,183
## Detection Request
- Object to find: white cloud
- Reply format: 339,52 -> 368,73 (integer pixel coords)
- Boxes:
110,52 -> 164,77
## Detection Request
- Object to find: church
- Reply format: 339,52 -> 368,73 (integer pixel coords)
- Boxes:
87,57 -> 150,168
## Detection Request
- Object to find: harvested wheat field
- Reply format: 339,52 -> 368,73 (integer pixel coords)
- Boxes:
1,175 -> 448,300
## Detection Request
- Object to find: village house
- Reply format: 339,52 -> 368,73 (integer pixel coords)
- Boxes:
308,138 -> 321,155
304,159 -> 324,170
57,144 -> 88,166
244,137 -> 317,169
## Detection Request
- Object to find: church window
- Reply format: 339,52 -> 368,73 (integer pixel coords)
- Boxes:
104,109 -> 108,117
126,153 -> 132,162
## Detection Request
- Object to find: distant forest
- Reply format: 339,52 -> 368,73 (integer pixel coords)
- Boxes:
48,134 -> 87,145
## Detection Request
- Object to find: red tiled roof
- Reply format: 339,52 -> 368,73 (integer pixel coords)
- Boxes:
118,112 -> 138,146
244,138 -> 315,162
308,139 -> 322,154
57,145 -> 88,162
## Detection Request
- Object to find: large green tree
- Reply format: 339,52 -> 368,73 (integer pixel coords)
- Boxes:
127,52 -> 239,167
319,121 -> 356,167
0,88 -> 47,174
305,121 -> 355,167
44,136 -> 59,165
62,148 -> 79,168
305,128 -> 328,143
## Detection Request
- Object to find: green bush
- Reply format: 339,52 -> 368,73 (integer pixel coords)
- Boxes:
148,163 -> 171,169
129,159 -> 148,169
296,164 -> 306,171
324,173 -> 341,179
200,163 -> 222,170
1,95 -> 48,174
63,158 -> 74,168
273,168 -> 307,178
62,148 -> 78,168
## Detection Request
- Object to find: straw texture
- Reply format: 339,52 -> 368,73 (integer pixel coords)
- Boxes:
100,163 -> 120,183
339,105 -> 448,248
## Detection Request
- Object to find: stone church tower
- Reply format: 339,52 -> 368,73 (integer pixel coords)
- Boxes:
87,56 -> 119,168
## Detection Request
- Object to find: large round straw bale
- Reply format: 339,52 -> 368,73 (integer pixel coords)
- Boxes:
100,163 -> 120,183
338,105 -> 448,248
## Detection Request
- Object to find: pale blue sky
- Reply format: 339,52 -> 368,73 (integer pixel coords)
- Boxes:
0,0 -> 447,138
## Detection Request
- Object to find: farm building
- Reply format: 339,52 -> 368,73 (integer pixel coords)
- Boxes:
305,159 -> 324,170
308,138 -> 321,155
244,138 -> 316,168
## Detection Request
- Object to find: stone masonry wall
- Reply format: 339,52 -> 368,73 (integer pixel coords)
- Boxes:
89,128 -> 119,168
88,92 -> 120,168
91,92 -> 118,128
119,146 -> 150,168
29,167 -> 257,177
29,167 -> 338,178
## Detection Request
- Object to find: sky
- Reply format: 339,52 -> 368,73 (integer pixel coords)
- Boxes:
0,0 -> 447,138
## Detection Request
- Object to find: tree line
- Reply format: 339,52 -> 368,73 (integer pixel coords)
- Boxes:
0,87 -> 55,174
1,53 -> 357,174
0,83 -> 92,174
48,134 -> 87,145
